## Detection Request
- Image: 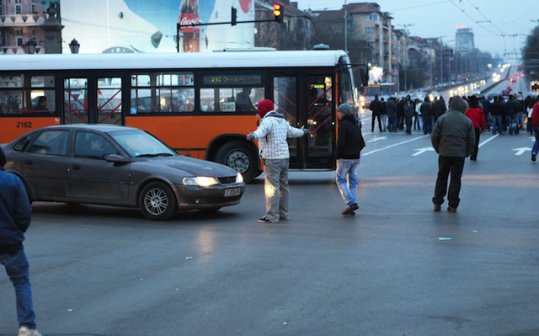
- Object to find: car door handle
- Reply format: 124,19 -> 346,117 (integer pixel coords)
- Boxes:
72,164 -> 81,170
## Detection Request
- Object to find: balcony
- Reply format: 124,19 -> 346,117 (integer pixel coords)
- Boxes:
0,14 -> 46,27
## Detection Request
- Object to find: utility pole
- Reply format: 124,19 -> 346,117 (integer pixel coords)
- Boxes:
397,24 -> 413,91
344,0 -> 348,53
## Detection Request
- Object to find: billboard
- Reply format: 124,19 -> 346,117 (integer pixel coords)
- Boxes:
61,0 -> 255,54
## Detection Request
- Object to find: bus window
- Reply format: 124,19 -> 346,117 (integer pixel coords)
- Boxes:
64,78 -> 88,124
200,87 -> 263,113
274,76 -> 298,155
98,77 -> 122,124
307,76 -> 333,153
0,74 -> 55,115
130,72 -> 194,113
200,74 -> 264,113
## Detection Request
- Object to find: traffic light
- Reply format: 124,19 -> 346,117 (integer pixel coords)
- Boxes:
231,6 -> 237,26
273,3 -> 284,23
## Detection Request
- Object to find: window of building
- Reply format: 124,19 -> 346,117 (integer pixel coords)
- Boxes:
130,72 -> 195,114
369,13 -> 378,21
366,27 -> 374,33
15,0 -> 22,15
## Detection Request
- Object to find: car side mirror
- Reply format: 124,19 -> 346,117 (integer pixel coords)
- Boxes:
104,154 -> 131,164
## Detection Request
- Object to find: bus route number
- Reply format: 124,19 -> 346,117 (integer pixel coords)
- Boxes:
17,121 -> 33,129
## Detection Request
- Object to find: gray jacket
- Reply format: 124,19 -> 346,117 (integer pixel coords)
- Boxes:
431,110 -> 475,157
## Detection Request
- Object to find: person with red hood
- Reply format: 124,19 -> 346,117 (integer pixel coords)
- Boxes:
465,95 -> 487,161
246,99 -> 309,223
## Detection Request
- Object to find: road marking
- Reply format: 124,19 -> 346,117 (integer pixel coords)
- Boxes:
412,147 -> 435,156
363,135 -> 429,156
478,134 -> 498,148
512,147 -> 531,155
367,136 -> 387,143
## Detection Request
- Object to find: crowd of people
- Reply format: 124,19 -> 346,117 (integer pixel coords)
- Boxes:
369,92 -> 538,136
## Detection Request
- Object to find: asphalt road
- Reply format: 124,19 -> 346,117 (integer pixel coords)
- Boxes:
1,124 -> 538,335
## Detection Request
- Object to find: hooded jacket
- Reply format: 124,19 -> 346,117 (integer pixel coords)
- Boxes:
0,168 -> 32,255
337,114 -> 365,159
249,110 -> 304,159
431,110 -> 475,157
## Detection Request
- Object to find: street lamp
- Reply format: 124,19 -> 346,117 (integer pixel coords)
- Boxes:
26,39 -> 37,54
69,39 -> 80,54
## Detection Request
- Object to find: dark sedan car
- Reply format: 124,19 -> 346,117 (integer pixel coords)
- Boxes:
1,124 -> 245,220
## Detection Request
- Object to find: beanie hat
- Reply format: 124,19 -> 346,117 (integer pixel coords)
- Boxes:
338,103 -> 353,115
0,147 -> 6,167
257,99 -> 274,118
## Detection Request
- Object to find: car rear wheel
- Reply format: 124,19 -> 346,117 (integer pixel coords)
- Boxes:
215,141 -> 258,183
139,181 -> 177,220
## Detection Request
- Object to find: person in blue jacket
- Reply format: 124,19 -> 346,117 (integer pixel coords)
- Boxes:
0,147 -> 41,336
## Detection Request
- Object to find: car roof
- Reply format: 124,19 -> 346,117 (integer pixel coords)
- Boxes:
40,124 -> 140,133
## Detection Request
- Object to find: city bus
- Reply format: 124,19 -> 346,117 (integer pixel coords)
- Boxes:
0,50 -> 358,182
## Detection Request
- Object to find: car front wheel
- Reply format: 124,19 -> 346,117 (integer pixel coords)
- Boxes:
139,181 -> 177,220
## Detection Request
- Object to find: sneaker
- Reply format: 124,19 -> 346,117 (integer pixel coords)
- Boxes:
447,207 -> 457,213
257,216 -> 271,223
18,326 -> 42,336
532,153 -> 536,162
433,204 -> 441,212
341,206 -> 355,216
350,203 -> 359,211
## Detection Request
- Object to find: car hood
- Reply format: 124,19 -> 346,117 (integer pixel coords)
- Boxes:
136,156 -> 237,177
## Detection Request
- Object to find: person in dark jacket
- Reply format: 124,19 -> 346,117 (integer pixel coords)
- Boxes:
386,97 -> 398,132
0,148 -> 41,336
421,96 -> 433,134
369,95 -> 383,132
491,96 -> 505,135
336,103 -> 365,216
431,96 -> 475,213
505,95 -> 522,135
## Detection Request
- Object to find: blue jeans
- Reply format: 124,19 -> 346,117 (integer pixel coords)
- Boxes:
508,114 -> 518,134
336,159 -> 360,207
533,127 -> 539,155
492,115 -> 503,134
0,249 -> 36,329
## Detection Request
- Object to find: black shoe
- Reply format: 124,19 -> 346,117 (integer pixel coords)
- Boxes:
257,216 -> 271,223
341,206 -> 355,216
433,204 -> 441,212
532,153 -> 536,162
350,203 -> 359,211
447,207 -> 457,213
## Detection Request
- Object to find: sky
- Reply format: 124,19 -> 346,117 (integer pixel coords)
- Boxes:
296,0 -> 538,59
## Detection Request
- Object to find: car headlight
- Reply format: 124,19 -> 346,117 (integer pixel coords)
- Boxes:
235,172 -> 243,184
182,176 -> 219,187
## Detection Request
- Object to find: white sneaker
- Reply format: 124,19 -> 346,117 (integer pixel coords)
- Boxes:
18,326 -> 42,336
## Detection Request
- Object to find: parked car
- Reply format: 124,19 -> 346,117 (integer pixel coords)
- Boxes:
1,124 -> 245,220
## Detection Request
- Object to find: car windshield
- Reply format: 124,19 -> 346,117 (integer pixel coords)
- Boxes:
109,130 -> 175,157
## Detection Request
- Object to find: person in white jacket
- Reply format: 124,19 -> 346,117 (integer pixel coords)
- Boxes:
246,99 -> 308,223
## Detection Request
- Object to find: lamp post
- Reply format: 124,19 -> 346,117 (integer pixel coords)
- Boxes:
69,39 -> 80,54
26,39 -> 37,54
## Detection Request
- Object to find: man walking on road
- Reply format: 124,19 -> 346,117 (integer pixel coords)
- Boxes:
431,96 -> 475,213
531,99 -> 539,162
0,148 -> 41,336
336,103 -> 365,216
246,99 -> 309,223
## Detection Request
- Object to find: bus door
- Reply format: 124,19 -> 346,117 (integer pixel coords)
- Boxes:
273,74 -> 334,169
63,76 -> 123,124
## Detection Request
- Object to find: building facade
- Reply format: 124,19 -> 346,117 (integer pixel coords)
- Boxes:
0,0 -> 62,54
455,26 -> 474,55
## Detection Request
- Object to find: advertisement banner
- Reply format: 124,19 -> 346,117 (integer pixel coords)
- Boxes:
60,0 -> 255,54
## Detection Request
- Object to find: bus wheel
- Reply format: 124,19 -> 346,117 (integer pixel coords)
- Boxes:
139,181 -> 177,220
215,141 -> 258,183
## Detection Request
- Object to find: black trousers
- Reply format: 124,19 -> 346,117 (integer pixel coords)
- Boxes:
433,156 -> 465,208
471,128 -> 481,160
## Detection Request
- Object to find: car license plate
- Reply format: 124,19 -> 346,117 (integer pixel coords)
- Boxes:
224,188 -> 241,197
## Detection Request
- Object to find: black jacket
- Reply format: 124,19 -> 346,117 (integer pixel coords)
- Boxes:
337,115 -> 365,159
